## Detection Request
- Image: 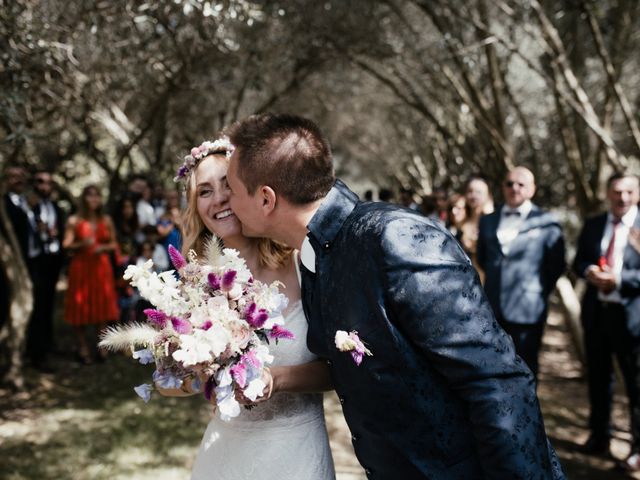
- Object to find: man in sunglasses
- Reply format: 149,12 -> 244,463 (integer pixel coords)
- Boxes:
477,166 -> 566,379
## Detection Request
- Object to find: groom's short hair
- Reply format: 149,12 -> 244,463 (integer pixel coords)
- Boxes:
226,114 -> 335,205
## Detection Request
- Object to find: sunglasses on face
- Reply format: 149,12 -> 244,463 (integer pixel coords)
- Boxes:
504,181 -> 525,189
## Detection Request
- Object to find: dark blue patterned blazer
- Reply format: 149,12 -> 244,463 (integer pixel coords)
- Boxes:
302,180 -> 565,479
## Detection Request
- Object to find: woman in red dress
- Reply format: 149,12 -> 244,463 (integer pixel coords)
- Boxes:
63,185 -> 119,364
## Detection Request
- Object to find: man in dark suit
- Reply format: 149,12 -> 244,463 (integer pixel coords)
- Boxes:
225,114 -> 565,479
27,170 -> 65,371
1,166 -> 40,332
573,172 -> 640,470
3,166 -> 34,260
476,167 -> 565,378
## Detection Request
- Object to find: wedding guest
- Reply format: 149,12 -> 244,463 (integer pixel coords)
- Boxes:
446,193 -> 466,241
156,138 -> 336,480
378,187 -> 393,202
157,188 -> 182,254
112,193 -> 142,253
62,185 -> 119,364
433,186 -> 450,224
139,225 -> 169,272
573,172 -> 640,470
111,194 -> 141,323
137,180 -> 157,228
151,183 -> 167,219
399,187 -> 420,211
127,174 -> 156,228
477,167 -> 565,379
27,170 -> 66,371
459,175 -> 493,271
419,194 -> 438,218
224,113 -> 565,479
2,166 -> 35,261
1,166 -> 37,331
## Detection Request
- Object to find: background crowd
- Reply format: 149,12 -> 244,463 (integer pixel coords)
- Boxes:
2,163 -> 640,472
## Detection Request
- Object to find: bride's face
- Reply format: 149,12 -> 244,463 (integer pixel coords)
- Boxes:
195,155 -> 242,240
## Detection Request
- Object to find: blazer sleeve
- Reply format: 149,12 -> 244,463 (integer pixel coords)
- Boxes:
572,220 -> 594,279
543,222 -> 566,290
379,217 -> 559,478
620,268 -> 640,296
475,216 -> 487,271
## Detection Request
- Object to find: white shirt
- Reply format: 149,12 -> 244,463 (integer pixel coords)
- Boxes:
300,235 -> 316,273
136,199 -> 157,227
9,192 -> 41,258
497,200 -> 533,255
38,199 -> 60,254
598,205 -> 637,303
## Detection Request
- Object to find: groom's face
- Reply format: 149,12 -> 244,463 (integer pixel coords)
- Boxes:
227,151 -> 265,237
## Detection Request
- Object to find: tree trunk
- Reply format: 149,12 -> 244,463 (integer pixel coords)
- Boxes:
0,196 -> 33,391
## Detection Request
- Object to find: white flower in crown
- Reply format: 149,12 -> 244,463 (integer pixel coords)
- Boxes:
174,136 -> 235,183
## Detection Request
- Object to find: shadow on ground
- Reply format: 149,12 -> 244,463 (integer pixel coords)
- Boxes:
1,293 -> 639,479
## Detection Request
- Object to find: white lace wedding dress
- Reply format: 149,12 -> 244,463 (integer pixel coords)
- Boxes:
190,257 -> 336,480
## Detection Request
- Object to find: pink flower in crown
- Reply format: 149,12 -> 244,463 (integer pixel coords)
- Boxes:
334,330 -> 372,366
175,137 -> 235,183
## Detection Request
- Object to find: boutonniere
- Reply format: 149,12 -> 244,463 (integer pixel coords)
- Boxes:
334,330 -> 372,366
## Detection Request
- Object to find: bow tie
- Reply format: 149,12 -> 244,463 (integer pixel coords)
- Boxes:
504,210 -> 521,217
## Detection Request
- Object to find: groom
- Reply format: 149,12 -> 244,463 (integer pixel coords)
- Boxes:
225,114 -> 565,479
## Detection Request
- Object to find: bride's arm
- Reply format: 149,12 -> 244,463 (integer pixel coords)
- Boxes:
238,359 -> 332,405
155,376 -> 199,397
270,359 -> 332,394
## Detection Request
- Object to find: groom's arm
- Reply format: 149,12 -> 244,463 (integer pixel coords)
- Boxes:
378,217 -> 562,479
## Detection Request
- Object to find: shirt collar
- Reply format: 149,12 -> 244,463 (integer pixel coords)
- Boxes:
300,235 -> 316,273
306,179 -> 359,249
609,204 -> 638,227
502,200 -> 532,218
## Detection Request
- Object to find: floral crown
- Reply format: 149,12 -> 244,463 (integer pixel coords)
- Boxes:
174,137 -> 235,183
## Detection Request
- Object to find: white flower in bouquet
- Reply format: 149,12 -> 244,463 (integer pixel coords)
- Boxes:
100,241 -> 294,420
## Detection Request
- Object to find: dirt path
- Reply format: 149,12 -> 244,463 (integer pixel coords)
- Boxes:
537,308 -> 639,479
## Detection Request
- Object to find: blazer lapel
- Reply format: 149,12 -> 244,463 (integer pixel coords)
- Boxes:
485,209 -> 504,256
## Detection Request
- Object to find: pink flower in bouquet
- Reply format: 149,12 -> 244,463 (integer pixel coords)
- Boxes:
168,244 -> 187,270
101,240 -> 295,420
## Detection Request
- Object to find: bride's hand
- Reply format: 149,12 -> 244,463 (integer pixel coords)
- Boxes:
235,367 -> 275,406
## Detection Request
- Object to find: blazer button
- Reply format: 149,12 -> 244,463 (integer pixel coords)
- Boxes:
339,396 -> 345,404
365,468 -> 372,476
323,241 -> 330,249
351,433 -> 358,441
326,359 -> 332,366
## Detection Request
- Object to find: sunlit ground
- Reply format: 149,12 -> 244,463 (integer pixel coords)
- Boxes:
1,294 -> 638,479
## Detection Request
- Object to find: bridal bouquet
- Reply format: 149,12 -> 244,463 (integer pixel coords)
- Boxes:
99,242 -> 293,421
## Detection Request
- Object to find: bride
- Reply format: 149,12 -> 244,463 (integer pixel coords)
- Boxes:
156,138 -> 336,480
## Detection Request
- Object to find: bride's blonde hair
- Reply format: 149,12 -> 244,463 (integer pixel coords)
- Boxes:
181,152 -> 292,269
